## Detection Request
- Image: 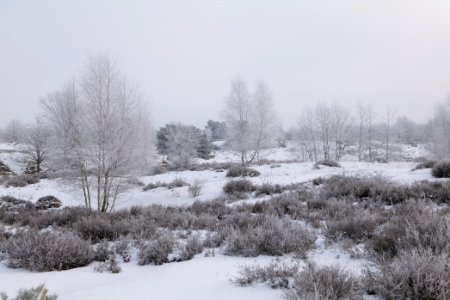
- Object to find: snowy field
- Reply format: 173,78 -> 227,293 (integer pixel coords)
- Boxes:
0,142 -> 439,299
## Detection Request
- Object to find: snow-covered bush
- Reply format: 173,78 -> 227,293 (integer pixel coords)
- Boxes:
188,180 -> 202,198
93,241 -> 113,262
73,215 -> 131,243
114,239 -> 131,262
142,181 -> 165,191
138,233 -> 174,265
222,214 -> 315,257
226,165 -> 260,177
326,208 -> 384,242
368,201 -> 450,258
233,261 -> 299,289
166,178 -> 188,189
412,159 -> 437,170
3,229 -> 94,271
93,255 -> 121,274
0,196 -> 34,213
178,234 -> 204,261
432,160 -> 450,178
255,183 -> 283,196
288,262 -> 361,300
35,195 -> 62,210
1,284 -> 58,300
365,249 -> 450,300
314,159 -> 341,168
223,179 -> 255,196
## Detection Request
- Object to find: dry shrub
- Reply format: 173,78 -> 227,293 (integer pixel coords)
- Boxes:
233,261 -> 299,289
223,179 -> 255,196
178,234 -> 204,261
222,214 -> 315,257
4,228 -> 94,271
226,165 -> 260,177
288,262 -> 362,300
365,248 -> 450,300
138,233 -> 174,265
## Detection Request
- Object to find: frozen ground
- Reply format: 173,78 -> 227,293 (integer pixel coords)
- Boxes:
0,142 -> 435,299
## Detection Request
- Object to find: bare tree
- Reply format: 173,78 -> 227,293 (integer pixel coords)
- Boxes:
2,119 -> 24,144
331,102 -> 352,161
24,120 -> 50,173
40,79 -> 81,167
431,98 -> 450,158
366,104 -> 375,161
223,77 -> 252,166
314,103 -> 335,160
248,80 -> 278,164
383,106 -> 395,161
42,54 -> 153,212
298,107 -> 318,162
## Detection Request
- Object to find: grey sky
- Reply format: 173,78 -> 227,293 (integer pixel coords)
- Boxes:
1,0 -> 450,128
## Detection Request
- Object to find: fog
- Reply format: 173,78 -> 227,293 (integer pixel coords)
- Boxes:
1,0 -> 450,127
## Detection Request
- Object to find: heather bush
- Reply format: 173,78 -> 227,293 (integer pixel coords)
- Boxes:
320,175 -> 410,204
114,239 -> 131,262
125,177 -> 145,187
0,196 -> 34,212
178,234 -> 204,261
326,208 -> 384,242
226,165 -> 260,177
143,181 -> 165,191
166,178 -> 188,189
1,285 -> 58,300
188,180 -> 202,198
288,262 -> 362,300
223,179 -> 255,196
233,261 -> 299,289
3,228 -> 94,271
432,160 -> 450,178
93,255 -> 121,274
365,249 -> 450,300
314,159 -> 341,168
4,173 -> 44,187
413,160 -> 437,170
367,200 -> 450,258
35,195 -> 62,210
93,241 -> 113,262
73,215 -> 130,243
222,214 -> 315,257
255,183 -> 283,196
138,233 -> 174,265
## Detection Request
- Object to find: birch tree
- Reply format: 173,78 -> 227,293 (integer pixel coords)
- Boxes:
41,54 -> 153,212
249,80 -> 278,164
223,77 -> 252,166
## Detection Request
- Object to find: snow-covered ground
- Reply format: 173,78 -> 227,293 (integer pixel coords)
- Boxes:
0,142 -> 436,299
0,160 -> 433,209
0,254 -> 283,300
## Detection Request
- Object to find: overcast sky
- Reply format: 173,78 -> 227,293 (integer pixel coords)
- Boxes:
1,0 -> 450,128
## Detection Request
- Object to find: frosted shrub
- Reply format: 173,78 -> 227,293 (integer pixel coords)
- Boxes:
233,261 -> 299,289
138,234 -> 174,265
4,229 -> 94,271
365,249 -> 450,300
1,284 -> 58,300
288,262 -> 361,300
188,180 -> 202,198
223,214 -> 315,257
